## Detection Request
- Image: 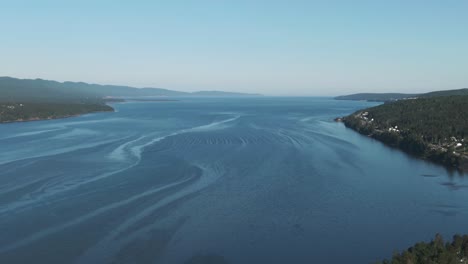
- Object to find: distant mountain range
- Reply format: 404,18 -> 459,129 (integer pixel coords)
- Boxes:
335,88 -> 468,102
0,77 -> 261,102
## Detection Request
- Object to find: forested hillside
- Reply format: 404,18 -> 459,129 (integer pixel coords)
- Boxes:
0,76 -> 186,102
336,88 -> 468,102
0,77 -> 259,101
378,234 -> 468,264
342,96 -> 468,170
421,88 -> 468,98
0,77 -> 114,122
0,76 -> 260,123
335,93 -> 417,102
0,102 -> 113,123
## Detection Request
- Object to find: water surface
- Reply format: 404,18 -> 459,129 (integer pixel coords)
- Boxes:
0,97 -> 467,263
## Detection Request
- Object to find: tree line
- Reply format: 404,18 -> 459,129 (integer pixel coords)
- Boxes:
343,95 -> 468,169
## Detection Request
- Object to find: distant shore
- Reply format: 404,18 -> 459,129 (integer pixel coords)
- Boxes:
0,102 -> 115,124
0,98 -> 182,124
117,98 -> 179,102
0,109 -> 114,124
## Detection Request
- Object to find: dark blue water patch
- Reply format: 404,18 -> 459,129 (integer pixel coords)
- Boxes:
0,97 -> 467,264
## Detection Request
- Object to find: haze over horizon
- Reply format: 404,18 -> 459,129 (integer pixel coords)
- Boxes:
1,1 -> 467,96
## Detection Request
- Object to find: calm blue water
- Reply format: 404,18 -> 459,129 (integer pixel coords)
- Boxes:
0,97 -> 467,264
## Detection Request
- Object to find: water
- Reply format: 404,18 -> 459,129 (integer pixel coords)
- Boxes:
0,97 -> 467,264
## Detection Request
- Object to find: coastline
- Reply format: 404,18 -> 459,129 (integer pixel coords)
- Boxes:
0,104 -> 115,124
0,99 -> 178,124
336,114 -> 468,172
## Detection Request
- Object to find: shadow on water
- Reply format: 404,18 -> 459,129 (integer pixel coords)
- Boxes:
183,254 -> 231,264
444,167 -> 468,179
439,181 -> 468,191
421,174 -> 439,177
341,125 -> 468,179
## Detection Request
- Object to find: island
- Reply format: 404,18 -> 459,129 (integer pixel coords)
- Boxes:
337,94 -> 468,171
378,234 -> 468,264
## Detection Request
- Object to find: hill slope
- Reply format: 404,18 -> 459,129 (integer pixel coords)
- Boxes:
335,89 -> 468,102
341,95 -> 468,171
191,91 -> 262,97
0,76 -> 261,123
420,88 -> 468,98
335,93 -> 418,102
378,234 -> 468,264
0,77 -> 260,102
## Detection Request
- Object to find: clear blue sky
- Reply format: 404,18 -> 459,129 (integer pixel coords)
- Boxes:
1,0 -> 467,95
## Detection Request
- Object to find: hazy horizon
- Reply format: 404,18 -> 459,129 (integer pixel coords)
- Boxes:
1,1 -> 468,96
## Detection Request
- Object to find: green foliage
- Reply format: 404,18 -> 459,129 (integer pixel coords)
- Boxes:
0,76 -> 258,101
335,93 -> 418,102
365,96 -> 468,143
335,88 -> 468,102
0,102 -> 113,123
421,89 -> 468,98
0,76 -> 188,101
377,234 -> 468,264
343,96 -> 468,169
0,76 -> 259,123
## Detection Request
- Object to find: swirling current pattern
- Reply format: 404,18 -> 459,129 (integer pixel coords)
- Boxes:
0,97 -> 467,264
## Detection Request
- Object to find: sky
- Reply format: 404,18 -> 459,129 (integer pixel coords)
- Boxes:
1,0 -> 467,96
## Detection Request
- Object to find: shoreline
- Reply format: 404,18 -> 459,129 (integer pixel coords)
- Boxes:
0,99 -> 178,124
0,106 -> 115,124
335,115 -> 468,173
